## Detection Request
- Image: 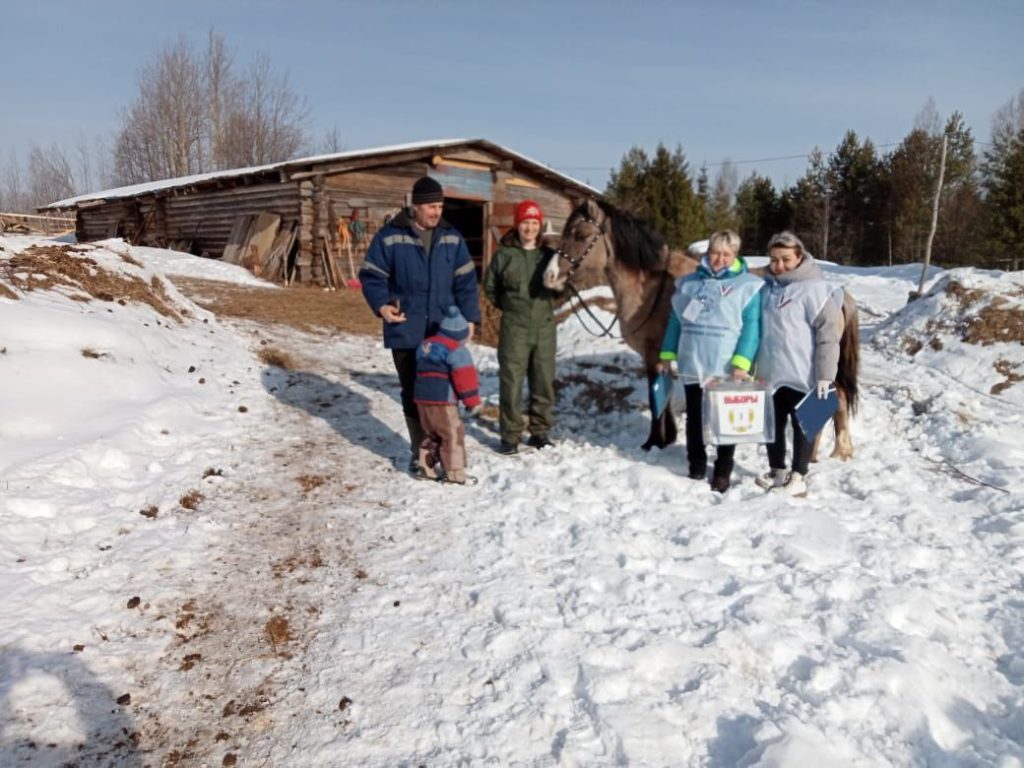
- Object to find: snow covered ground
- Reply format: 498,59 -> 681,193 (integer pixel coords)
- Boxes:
1,235 -> 1022,766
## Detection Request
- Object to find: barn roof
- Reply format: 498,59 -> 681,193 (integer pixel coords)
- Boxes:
43,138 -> 600,210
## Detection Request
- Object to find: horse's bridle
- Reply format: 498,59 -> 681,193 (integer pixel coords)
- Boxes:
552,214 -> 622,337
554,215 -> 607,284
554,211 -> 671,342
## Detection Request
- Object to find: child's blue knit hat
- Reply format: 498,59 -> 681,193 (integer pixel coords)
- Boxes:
439,305 -> 468,340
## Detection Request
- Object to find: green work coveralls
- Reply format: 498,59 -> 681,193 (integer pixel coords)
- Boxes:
483,238 -> 557,444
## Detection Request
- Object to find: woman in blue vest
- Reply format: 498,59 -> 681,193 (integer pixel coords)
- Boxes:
657,230 -> 763,492
755,231 -> 843,497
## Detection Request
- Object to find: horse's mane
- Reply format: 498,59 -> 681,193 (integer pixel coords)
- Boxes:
568,200 -> 666,273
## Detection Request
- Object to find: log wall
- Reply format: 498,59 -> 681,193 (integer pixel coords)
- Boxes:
70,148 -> 588,290
78,180 -> 301,261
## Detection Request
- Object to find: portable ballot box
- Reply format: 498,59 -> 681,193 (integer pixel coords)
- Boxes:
702,378 -> 775,445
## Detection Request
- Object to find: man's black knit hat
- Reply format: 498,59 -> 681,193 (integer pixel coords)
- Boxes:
411,176 -> 444,205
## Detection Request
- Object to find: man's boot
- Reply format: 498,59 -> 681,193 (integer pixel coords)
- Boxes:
405,416 -> 426,474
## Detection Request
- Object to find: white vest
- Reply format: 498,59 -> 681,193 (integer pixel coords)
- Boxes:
759,278 -> 840,392
671,272 -> 763,384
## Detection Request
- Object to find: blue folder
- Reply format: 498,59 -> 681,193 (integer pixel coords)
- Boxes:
650,370 -> 673,418
794,387 -> 839,440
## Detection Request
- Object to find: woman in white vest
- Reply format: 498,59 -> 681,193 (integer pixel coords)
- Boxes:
656,230 -> 763,493
755,231 -> 843,497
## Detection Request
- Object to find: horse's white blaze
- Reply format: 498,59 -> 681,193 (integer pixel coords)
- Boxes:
543,253 -> 565,291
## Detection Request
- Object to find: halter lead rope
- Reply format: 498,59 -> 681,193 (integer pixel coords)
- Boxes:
555,216 -> 620,338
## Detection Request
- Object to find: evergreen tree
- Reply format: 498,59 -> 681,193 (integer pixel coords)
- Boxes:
827,131 -> 886,264
693,163 -> 710,243
605,142 -> 701,250
934,112 -> 984,266
734,172 -> 781,253
981,91 -> 1024,269
606,146 -> 649,216
706,161 -> 739,233
885,107 -> 983,266
886,127 -> 935,264
786,148 -> 833,260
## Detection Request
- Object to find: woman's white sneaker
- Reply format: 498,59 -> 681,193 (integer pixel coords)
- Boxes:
755,468 -> 788,490
774,471 -> 808,497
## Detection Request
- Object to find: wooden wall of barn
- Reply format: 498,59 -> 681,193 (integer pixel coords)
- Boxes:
319,162 -> 429,282
76,179 -> 301,261
69,149 -> 586,295
164,181 -> 301,259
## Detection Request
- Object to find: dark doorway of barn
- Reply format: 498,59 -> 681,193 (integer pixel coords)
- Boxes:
443,198 -> 486,277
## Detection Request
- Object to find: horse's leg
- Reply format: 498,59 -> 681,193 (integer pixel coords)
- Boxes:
830,387 -> 854,461
809,429 -> 824,463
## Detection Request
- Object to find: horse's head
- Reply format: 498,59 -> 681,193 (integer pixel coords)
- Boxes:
543,199 -> 612,293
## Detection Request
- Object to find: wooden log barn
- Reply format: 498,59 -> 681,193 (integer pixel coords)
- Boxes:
42,139 -> 599,291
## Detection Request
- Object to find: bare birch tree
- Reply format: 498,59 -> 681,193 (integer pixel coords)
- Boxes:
316,125 -> 345,154
1,151 -> 26,211
27,144 -> 77,208
231,52 -> 309,167
112,30 -> 311,186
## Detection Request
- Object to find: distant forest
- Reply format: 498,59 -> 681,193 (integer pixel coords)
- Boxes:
603,94 -> 1023,270
605,94 -> 1024,270
1,31 -> 1021,269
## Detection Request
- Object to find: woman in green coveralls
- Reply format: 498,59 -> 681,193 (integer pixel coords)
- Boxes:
483,200 -> 557,455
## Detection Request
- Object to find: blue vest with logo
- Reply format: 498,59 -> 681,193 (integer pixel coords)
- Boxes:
670,270 -> 763,384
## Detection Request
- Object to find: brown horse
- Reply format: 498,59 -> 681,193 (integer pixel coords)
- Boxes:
544,199 -> 860,460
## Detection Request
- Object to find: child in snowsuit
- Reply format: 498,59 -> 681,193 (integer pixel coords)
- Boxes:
414,306 -> 482,484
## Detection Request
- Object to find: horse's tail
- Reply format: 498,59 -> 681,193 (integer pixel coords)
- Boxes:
836,291 -> 860,415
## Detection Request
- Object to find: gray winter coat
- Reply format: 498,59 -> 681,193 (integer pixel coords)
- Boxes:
757,254 -> 843,393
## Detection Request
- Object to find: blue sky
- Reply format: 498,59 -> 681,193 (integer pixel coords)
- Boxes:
2,0 -> 1021,191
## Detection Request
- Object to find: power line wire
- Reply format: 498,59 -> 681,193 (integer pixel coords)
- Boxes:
556,145 -> 897,173
556,139 -> 994,174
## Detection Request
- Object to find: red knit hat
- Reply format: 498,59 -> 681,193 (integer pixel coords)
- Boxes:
514,200 -> 543,226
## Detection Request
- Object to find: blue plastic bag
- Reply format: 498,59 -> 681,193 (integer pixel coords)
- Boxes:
650,369 -> 673,418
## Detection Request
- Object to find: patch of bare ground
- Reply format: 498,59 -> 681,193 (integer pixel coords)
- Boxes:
992,359 -> 1024,395
257,344 -> 297,370
0,243 -> 182,319
904,336 -> 924,356
171,277 -> 381,336
962,299 -> 1024,346
935,281 -> 1024,346
900,280 -> 1024,391
178,490 -> 204,510
171,274 -> 585,347
296,474 -> 326,493
944,279 -> 988,309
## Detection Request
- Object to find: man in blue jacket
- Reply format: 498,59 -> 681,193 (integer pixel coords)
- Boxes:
359,176 -> 481,473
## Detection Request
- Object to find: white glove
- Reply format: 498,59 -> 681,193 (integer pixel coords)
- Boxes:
816,380 -> 832,399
